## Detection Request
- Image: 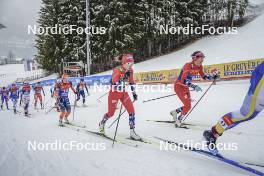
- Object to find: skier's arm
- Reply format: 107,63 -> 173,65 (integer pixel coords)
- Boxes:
181,64 -> 191,84
42,87 -> 45,96
128,70 -> 137,101
70,82 -> 77,94
181,64 -> 202,92
112,68 -> 121,84
199,66 -> 207,80
85,84 -> 90,95
76,84 -> 80,92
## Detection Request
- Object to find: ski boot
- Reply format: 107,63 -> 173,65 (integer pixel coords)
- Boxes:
130,128 -> 141,141
170,110 -> 184,127
128,114 -> 141,141
24,111 -> 29,117
203,130 -> 218,155
99,121 -> 106,135
59,120 -> 63,127
99,114 -> 108,134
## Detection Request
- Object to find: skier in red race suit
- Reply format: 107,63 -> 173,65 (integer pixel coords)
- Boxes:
99,53 -> 141,140
170,51 -> 219,127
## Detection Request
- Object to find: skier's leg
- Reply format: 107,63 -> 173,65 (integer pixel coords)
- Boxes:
64,100 -> 71,124
5,97 -> 9,110
99,91 -> 119,133
39,94 -> 43,108
213,91 -> 264,137
204,78 -> 264,150
34,94 -> 37,109
58,98 -> 67,125
120,93 -> 135,128
1,96 -> 4,109
121,92 -> 141,140
76,92 -> 81,102
172,84 -> 191,126
81,91 -> 85,104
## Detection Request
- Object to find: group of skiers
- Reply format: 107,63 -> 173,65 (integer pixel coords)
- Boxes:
97,51 -> 264,153
1,51 -> 263,154
0,82 -> 45,115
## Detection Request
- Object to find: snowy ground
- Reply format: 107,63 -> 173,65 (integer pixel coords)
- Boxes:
0,79 -> 264,176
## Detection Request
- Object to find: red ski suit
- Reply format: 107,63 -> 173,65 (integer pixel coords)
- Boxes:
174,62 -> 205,115
106,66 -> 135,118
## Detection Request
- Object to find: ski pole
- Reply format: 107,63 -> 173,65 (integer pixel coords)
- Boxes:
107,100 -> 135,129
143,94 -> 176,103
182,80 -> 216,122
97,92 -> 108,102
45,106 -> 56,115
72,94 -> 77,121
43,96 -> 51,109
112,97 -> 124,148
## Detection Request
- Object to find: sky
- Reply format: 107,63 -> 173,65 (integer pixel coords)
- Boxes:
0,0 -> 41,58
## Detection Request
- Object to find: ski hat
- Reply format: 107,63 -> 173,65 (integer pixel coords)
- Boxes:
191,51 -> 205,61
121,54 -> 134,65
80,78 -> 84,82
23,81 -> 29,85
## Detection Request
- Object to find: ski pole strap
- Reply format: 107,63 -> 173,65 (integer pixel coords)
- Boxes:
143,94 -> 176,103
182,80 -> 216,122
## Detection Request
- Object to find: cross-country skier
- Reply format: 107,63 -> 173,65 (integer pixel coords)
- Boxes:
33,82 -> 45,109
76,78 -> 89,106
203,62 -> 264,154
9,83 -> 19,113
20,81 -> 31,116
98,53 -> 140,140
0,87 -> 9,110
170,51 -> 219,127
57,74 -> 77,126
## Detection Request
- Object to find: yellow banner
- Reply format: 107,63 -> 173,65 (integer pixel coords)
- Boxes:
135,58 -> 264,84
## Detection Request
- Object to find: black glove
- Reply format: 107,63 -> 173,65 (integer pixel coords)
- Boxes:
124,71 -> 131,79
132,92 -> 138,101
213,74 -> 220,80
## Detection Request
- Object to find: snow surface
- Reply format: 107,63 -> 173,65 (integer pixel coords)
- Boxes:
0,80 -> 263,176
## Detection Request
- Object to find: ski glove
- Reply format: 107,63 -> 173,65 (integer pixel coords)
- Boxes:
124,71 -> 131,79
132,92 -> 138,101
213,73 -> 220,80
190,84 -> 202,92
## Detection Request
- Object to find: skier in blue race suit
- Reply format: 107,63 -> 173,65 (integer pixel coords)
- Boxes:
0,87 -> 9,110
76,78 -> 89,106
204,62 -> 264,152
9,83 -> 19,113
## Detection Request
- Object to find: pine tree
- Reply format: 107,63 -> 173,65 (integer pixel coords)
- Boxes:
36,0 -> 64,72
